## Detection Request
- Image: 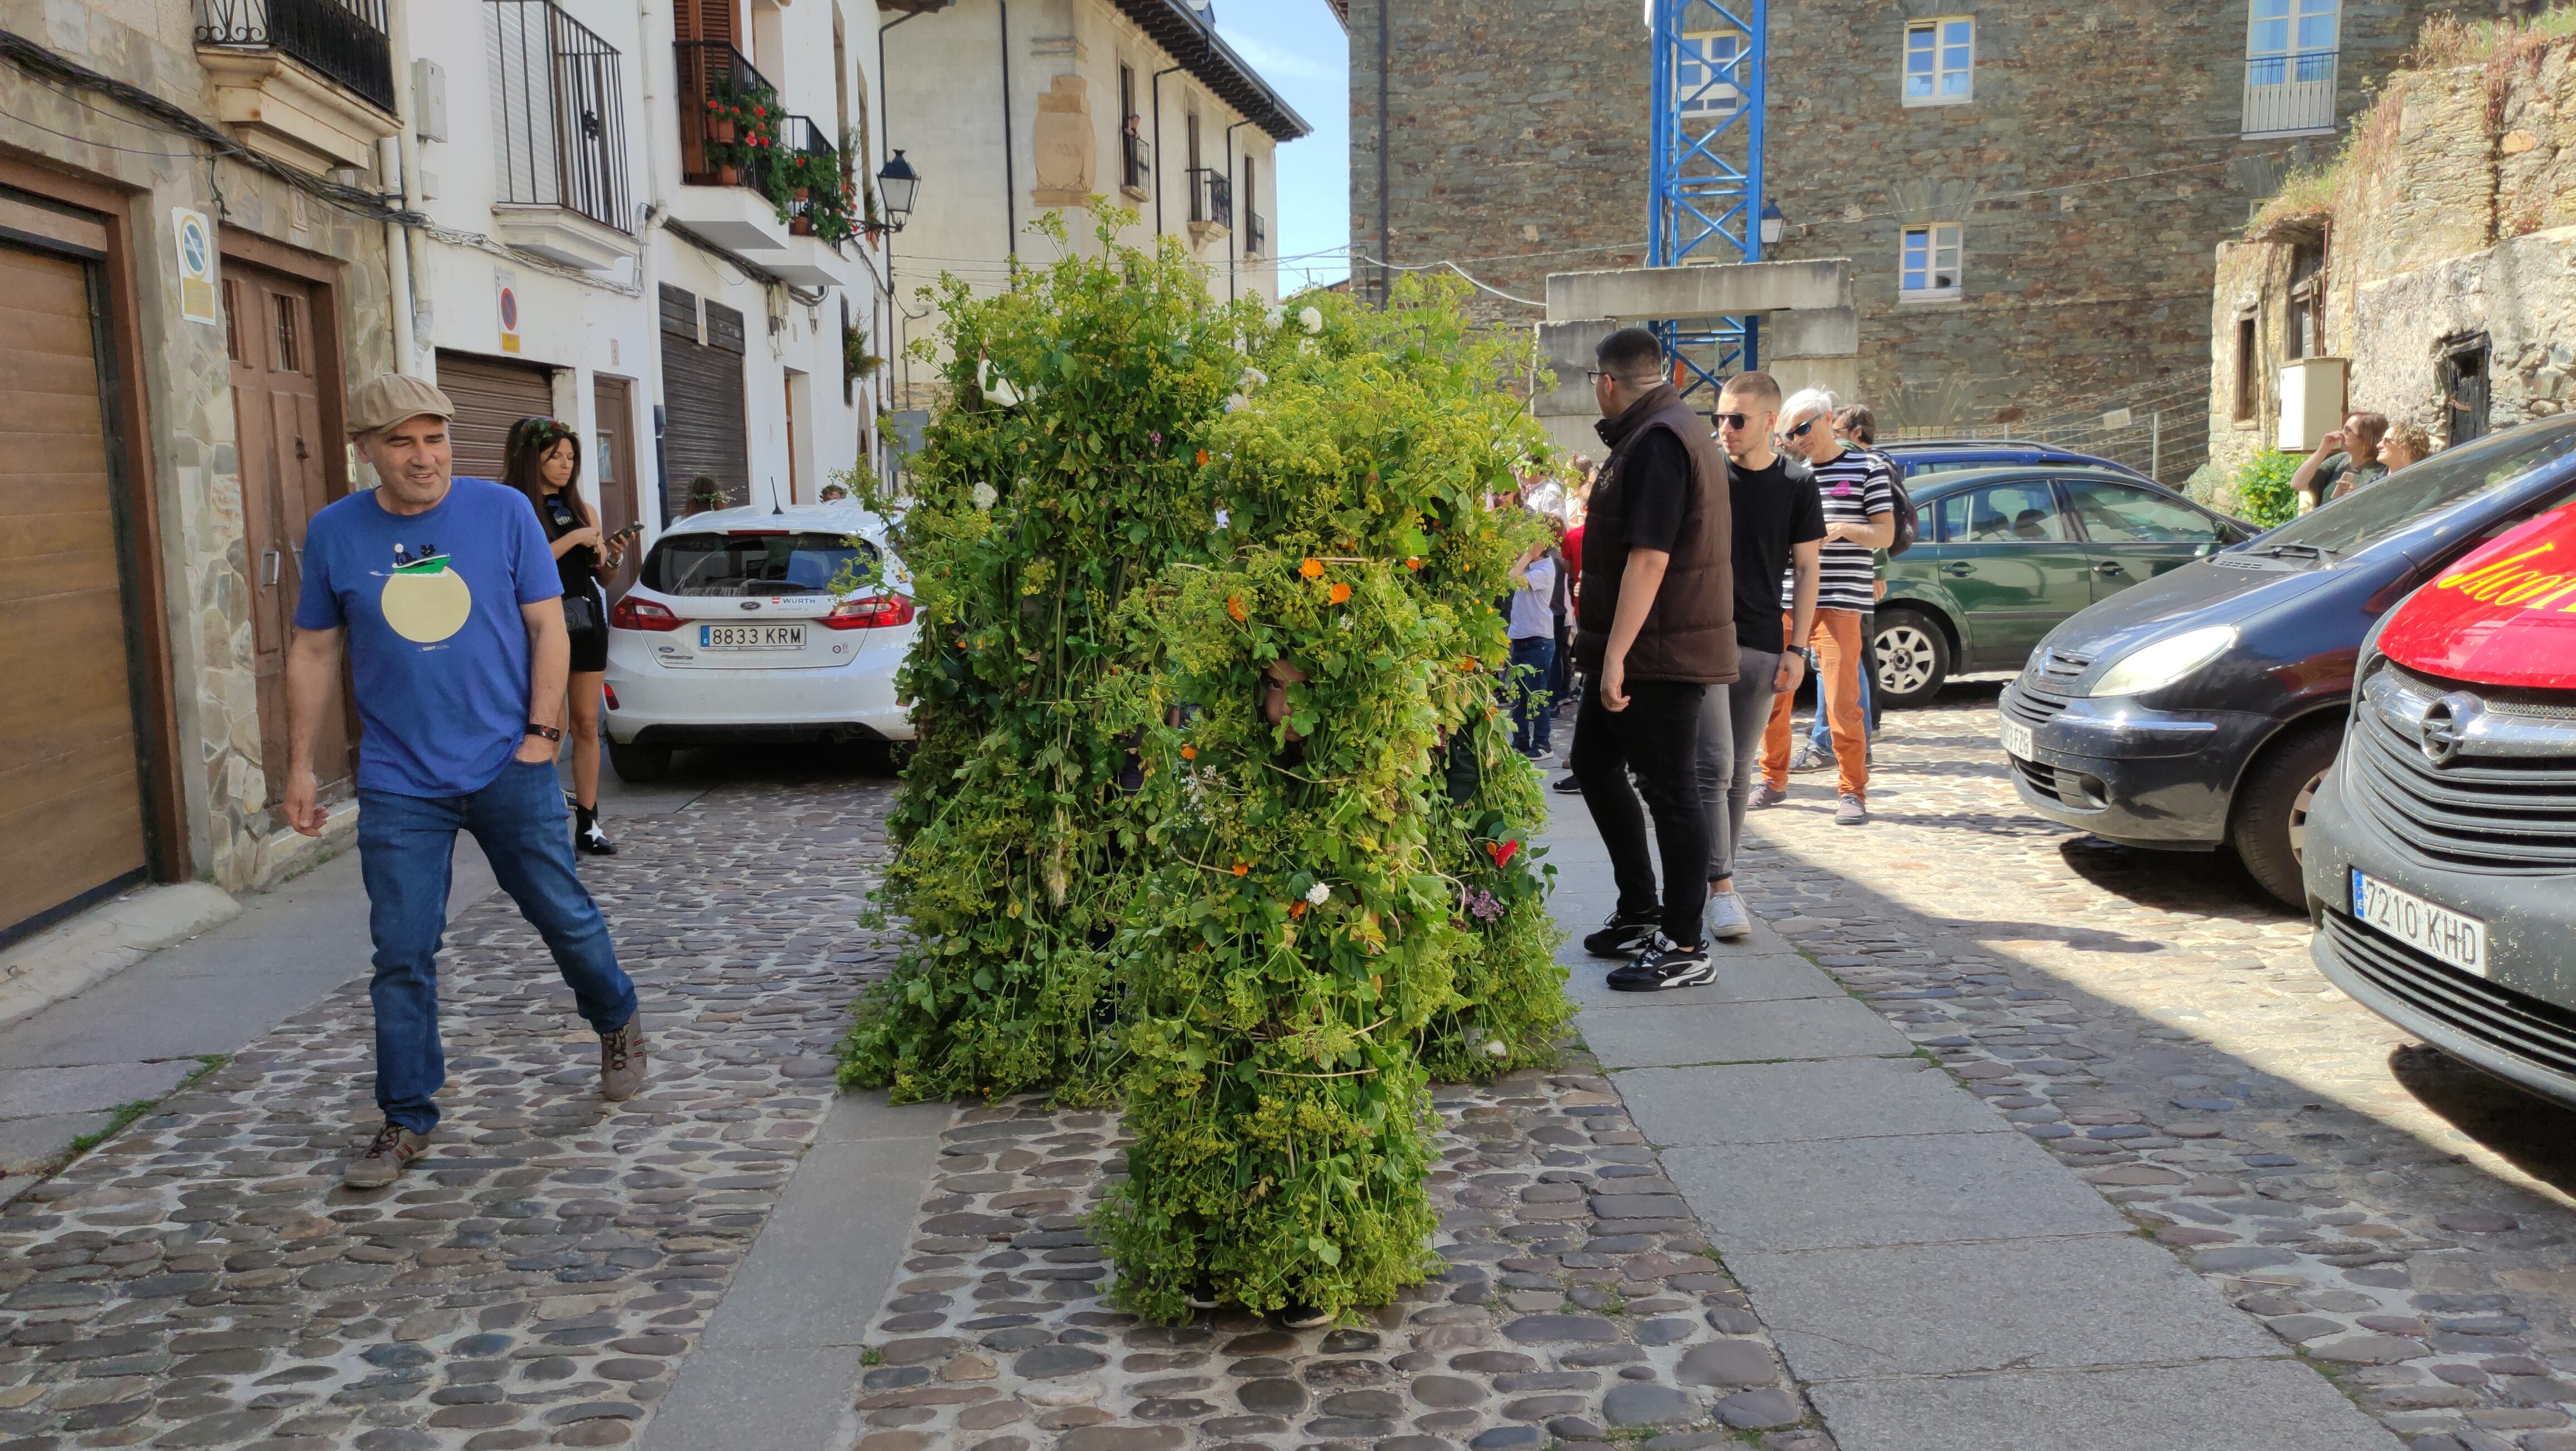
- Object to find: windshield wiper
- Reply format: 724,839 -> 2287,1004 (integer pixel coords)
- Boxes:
2250,542 -> 2338,563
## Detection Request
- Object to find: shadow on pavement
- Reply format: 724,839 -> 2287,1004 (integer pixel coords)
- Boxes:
2388,1043 -> 2576,1199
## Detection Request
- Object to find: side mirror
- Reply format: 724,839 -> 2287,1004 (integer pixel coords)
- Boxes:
2195,542 -> 2216,558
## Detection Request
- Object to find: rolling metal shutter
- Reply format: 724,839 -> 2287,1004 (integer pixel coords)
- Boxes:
657,285 -> 748,514
0,239 -> 151,941
435,350 -> 557,482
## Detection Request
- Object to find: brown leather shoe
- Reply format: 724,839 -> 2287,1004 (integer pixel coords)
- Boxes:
600,1015 -> 647,1102
343,1122 -> 430,1189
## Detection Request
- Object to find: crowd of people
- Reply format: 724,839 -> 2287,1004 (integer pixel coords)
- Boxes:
1504,327 -> 1904,993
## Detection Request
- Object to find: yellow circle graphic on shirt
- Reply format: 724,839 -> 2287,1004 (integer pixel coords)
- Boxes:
381,558 -> 472,643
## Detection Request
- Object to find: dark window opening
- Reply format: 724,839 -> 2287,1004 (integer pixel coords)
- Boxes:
2442,334 -> 2492,447
640,530 -> 880,597
2234,315 -> 2258,423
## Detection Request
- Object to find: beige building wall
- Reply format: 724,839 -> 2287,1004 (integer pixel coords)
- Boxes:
880,0 -> 1299,410
2,0 -> 401,897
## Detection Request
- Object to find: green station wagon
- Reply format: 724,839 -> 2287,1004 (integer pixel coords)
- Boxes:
1874,466 -> 2257,707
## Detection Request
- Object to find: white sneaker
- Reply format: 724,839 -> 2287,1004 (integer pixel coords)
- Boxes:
1702,891 -> 1753,942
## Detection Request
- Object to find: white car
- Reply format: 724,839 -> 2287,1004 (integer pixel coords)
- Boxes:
602,503 -> 916,781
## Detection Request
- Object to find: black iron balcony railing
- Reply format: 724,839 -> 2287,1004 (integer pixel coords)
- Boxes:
775,114 -> 849,241
488,1 -> 631,233
675,39 -> 775,195
1188,168 -> 1231,230
2242,47 -> 2338,136
196,0 -> 397,114
1247,210 -> 1266,257
1121,128 -> 1151,192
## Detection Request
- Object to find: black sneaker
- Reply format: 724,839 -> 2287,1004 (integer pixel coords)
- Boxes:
575,806 -> 618,856
1583,910 -> 1660,958
1551,772 -> 1583,795
1608,932 -> 1716,992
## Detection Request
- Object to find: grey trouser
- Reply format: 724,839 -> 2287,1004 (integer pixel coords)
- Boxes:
1698,646 -> 1784,887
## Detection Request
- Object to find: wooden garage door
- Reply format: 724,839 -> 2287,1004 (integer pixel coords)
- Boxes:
435,350 -> 557,482
658,285 -> 748,515
0,241 -> 150,940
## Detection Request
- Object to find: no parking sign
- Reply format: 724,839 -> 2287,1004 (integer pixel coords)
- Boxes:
173,208 -> 217,325
496,268 -> 521,354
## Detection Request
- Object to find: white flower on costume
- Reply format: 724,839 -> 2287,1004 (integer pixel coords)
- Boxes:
1305,882 -> 1331,905
970,481 -> 998,512
1299,306 -> 1324,335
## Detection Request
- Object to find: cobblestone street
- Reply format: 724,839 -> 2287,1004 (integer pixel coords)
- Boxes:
8,692 -> 2576,1449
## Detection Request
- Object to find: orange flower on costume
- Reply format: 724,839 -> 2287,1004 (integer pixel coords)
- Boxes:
1404,557 -> 1424,571
1328,582 -> 1352,605
1195,449 -> 1210,466
1227,594 -> 1247,622
1460,658 -> 1481,672
1289,900 -> 1307,919
1299,558 -> 1324,580
1180,744 -> 1197,760
1231,861 -> 1250,877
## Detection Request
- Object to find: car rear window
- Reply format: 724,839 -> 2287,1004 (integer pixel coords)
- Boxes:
640,530 -> 882,597
2254,419 -> 2576,557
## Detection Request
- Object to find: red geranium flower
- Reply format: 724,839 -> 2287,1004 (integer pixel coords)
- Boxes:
1488,839 -> 1520,869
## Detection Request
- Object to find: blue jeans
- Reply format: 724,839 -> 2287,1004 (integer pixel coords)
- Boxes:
1509,636 -> 1558,751
358,758 -> 636,1133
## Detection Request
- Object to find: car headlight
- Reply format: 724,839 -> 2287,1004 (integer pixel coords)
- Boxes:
2087,625 -> 2238,698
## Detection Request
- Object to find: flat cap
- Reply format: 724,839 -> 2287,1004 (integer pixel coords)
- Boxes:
346,374 -> 456,436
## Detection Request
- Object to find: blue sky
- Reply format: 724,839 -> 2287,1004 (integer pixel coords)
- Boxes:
1216,1 -> 1350,291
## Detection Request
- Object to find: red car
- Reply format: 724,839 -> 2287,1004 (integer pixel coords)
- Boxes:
2302,499 -> 2576,1103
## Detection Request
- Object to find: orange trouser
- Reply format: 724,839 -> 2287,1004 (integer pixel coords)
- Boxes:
1762,608 -> 1869,800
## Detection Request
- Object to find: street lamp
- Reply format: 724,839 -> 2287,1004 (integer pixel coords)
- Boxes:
871,150 -> 921,236
1758,200 -> 1785,247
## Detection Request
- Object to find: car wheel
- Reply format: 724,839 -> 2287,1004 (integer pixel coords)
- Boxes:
2229,723 -> 2342,908
1872,608 -> 1951,709
608,742 -> 672,784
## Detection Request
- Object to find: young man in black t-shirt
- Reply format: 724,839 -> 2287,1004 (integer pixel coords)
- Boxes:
1696,372 -> 1822,942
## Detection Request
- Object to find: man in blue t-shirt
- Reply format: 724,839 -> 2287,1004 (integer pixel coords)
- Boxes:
283,374 -> 643,1190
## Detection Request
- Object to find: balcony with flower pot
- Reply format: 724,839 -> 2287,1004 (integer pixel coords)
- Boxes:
671,40 -> 786,251
743,116 -> 857,288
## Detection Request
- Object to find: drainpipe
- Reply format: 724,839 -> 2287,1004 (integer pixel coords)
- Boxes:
1224,117 -> 1250,301
1377,0 -> 1391,306
378,137 -> 416,370
635,0 -> 672,529
999,0 -> 1016,260
386,0 -> 431,374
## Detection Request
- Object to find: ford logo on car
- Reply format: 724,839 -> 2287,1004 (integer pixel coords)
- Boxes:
739,601 -> 761,611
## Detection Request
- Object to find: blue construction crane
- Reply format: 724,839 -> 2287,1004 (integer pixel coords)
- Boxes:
1648,0 -> 1770,398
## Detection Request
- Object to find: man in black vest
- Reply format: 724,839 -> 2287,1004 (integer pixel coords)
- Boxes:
1569,327 -> 1738,991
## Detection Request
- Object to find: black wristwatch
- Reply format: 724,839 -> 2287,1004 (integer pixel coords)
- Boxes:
525,722 -> 564,742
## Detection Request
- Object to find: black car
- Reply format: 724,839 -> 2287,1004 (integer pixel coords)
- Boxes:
1996,418 -> 2576,905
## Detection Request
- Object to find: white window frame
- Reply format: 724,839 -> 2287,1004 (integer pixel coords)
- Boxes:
1676,26 -> 1745,118
2242,0 -> 2340,137
1900,223 -> 1964,301
1904,17 -> 1974,107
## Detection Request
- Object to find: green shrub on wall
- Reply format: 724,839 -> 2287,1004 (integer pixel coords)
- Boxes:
838,212 -> 1568,1319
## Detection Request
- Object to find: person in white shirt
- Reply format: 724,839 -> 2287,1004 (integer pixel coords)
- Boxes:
1507,536 -> 1561,756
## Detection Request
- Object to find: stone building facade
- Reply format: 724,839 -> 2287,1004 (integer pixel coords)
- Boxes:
0,0 -> 401,939
1350,0 -> 2465,436
2209,34 -> 2576,483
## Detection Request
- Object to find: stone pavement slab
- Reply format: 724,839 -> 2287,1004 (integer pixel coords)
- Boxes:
0,1060 -> 194,1119
1808,1358 -> 2406,1451
1557,950 -> 1842,1010
0,1113 -> 113,1174
1663,1128 -> 2134,1253
1621,1057 -> 2008,1146
1730,1233 -> 2282,1380
1578,992 -> 1910,1069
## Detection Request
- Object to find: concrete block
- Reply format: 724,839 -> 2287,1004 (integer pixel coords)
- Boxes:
1617,1057 -> 2004,1146
1663,1130 -> 2133,1254
1808,1358 -> 2404,1451
0,1061 -> 196,1121
635,1345 -> 858,1451
0,1112 -> 115,1174
1577,993 -> 1907,1070
1532,319 -> 1618,417
1763,306 -> 1857,358
0,883 -> 240,1031
1770,357 -> 1861,406
1559,953 -> 1839,1011
1545,260 -> 1851,324
1732,1235 -> 2279,1381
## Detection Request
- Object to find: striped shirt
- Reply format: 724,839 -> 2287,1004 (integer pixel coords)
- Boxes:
1781,447 -> 1894,613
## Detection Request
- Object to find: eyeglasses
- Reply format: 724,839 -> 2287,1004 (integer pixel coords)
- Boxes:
1784,417 -> 1822,441
1713,412 -> 1752,430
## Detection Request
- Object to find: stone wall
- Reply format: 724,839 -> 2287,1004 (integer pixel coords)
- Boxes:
3,0 -> 398,892
2207,33 -> 2576,482
1355,0 -> 2463,426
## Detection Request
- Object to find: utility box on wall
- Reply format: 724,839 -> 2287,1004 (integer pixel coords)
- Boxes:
2278,357 -> 2349,452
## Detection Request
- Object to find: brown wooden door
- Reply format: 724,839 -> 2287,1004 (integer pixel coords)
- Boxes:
226,264 -> 353,812
593,375 -> 642,599
0,240 -> 151,938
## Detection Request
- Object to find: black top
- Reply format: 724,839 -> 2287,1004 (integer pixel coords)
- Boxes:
1619,430 -> 1694,554
1728,456 -> 1828,655
536,490 -> 602,605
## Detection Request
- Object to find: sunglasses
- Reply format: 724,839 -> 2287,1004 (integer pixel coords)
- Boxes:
1713,412 -> 1753,430
1784,417 -> 1822,441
